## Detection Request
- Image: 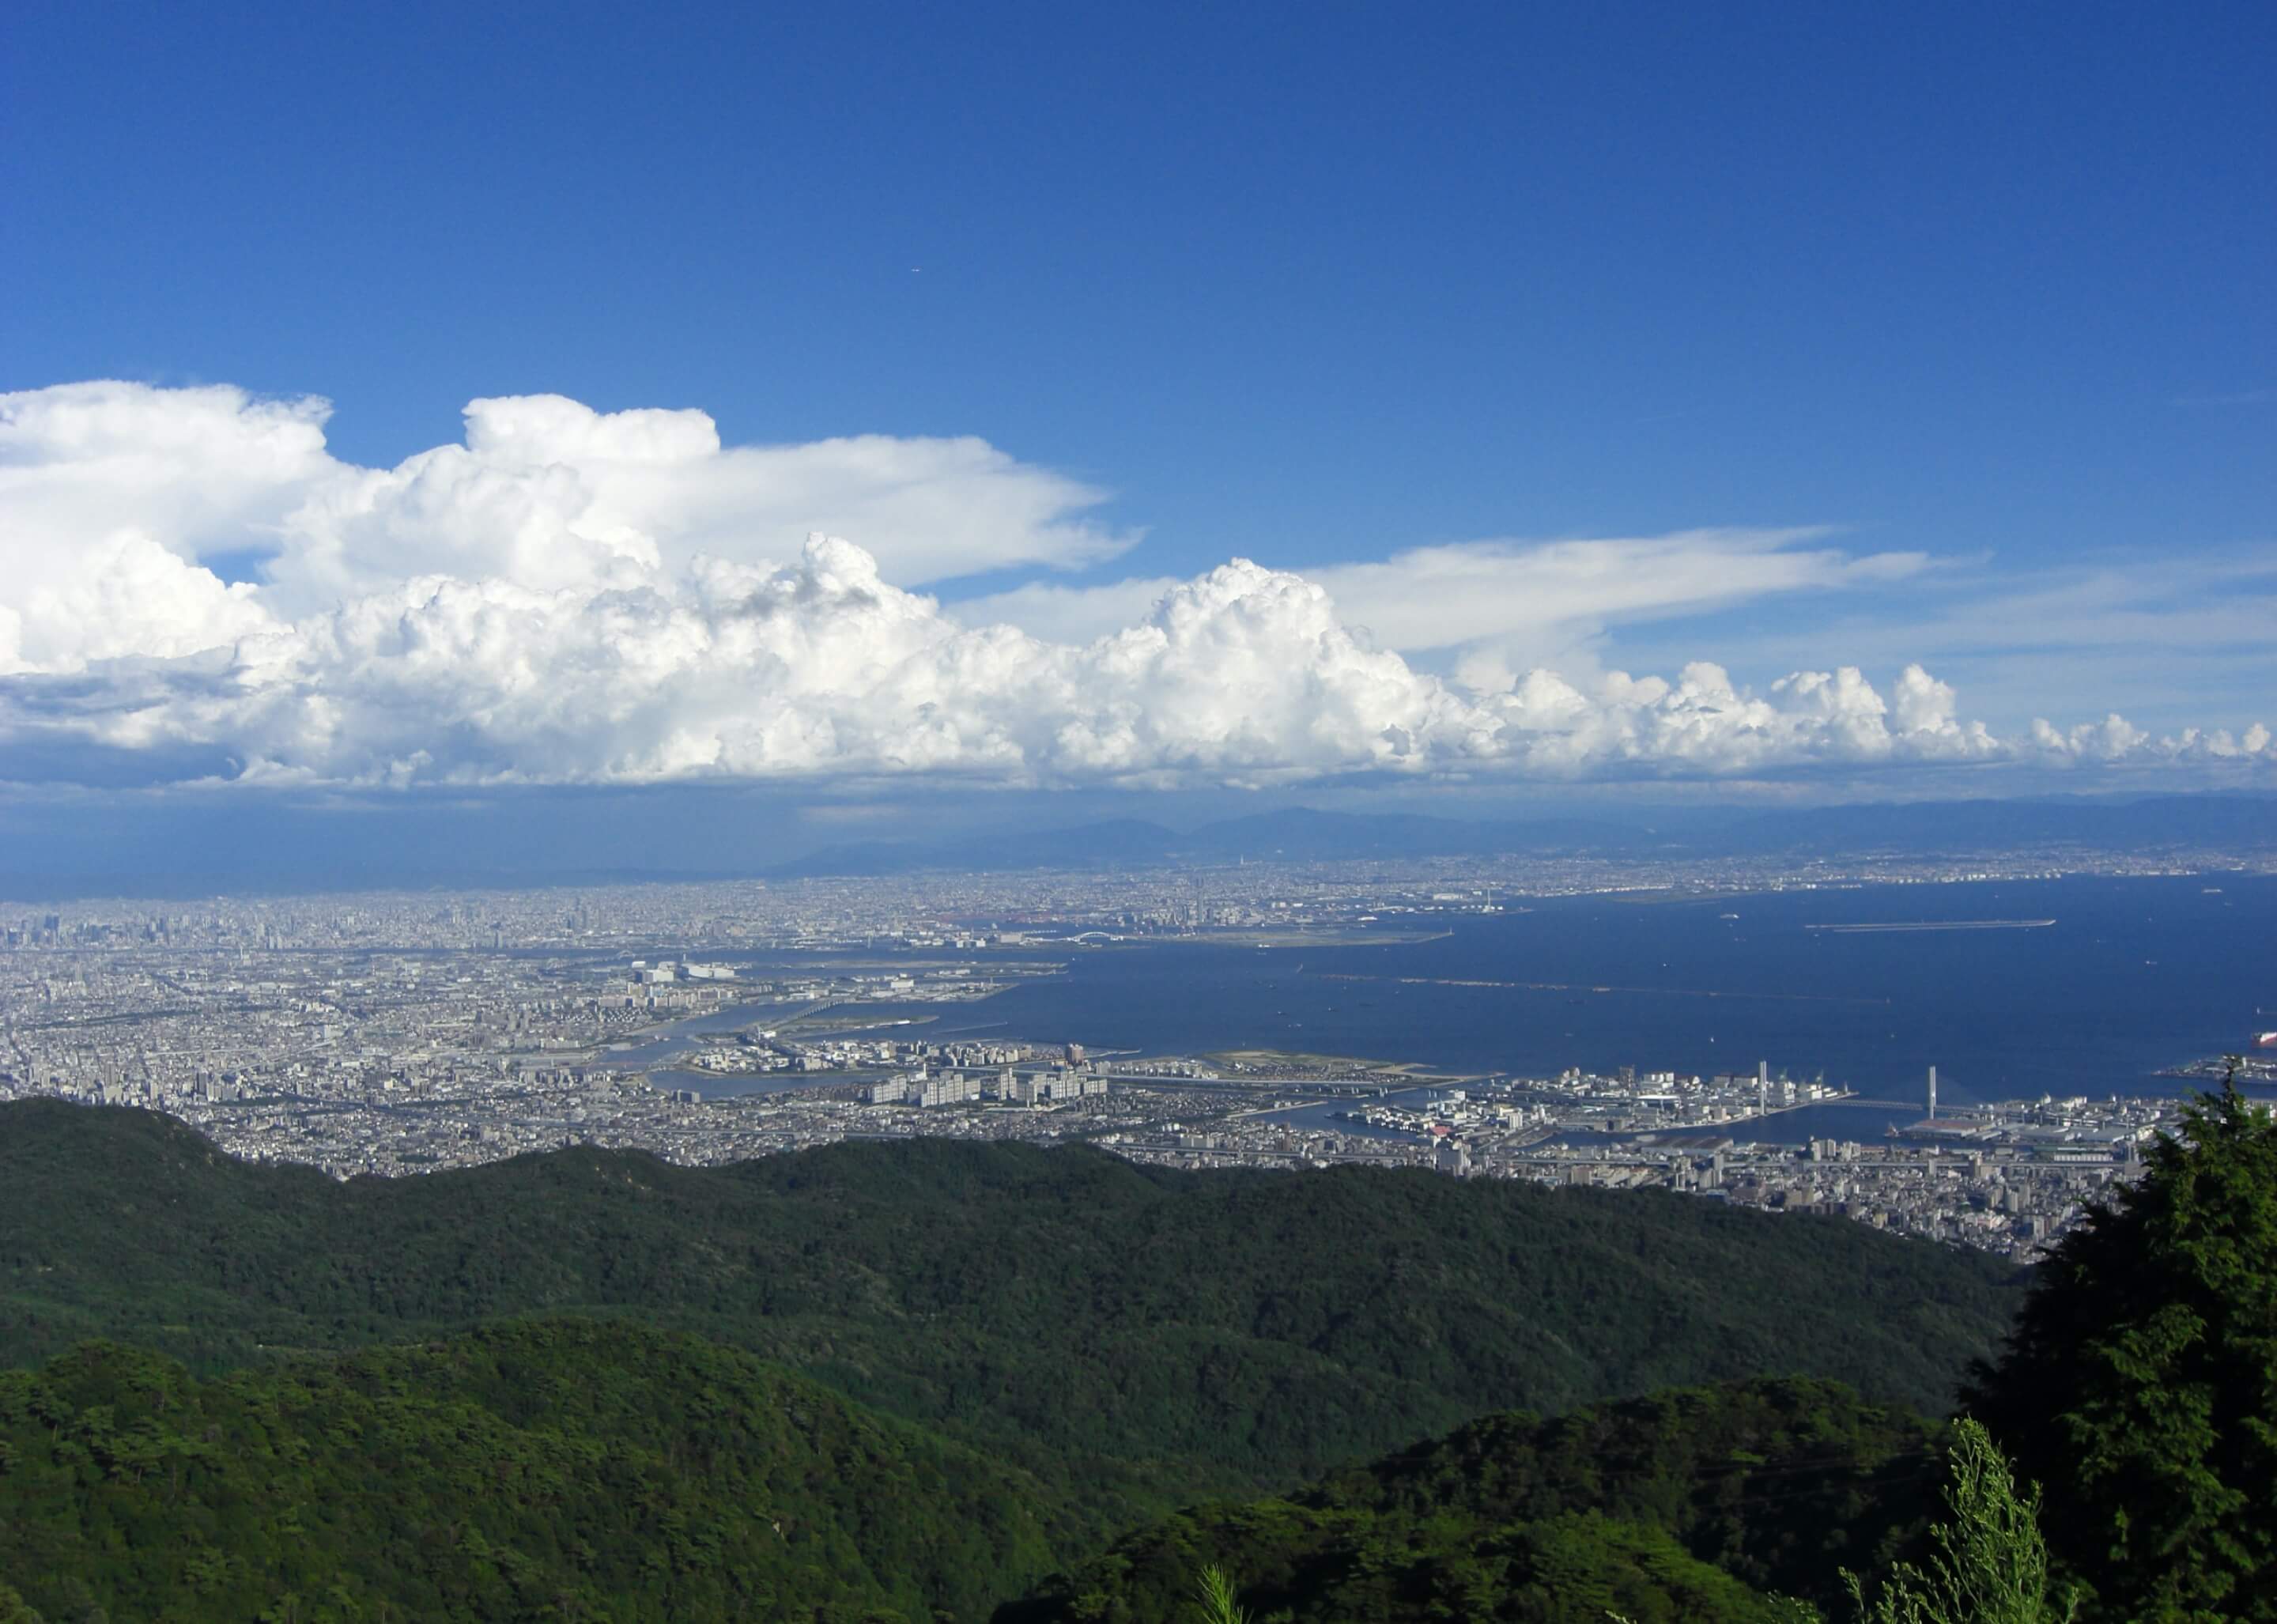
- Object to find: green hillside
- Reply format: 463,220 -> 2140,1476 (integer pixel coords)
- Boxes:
0,1342 -> 1942,1624
0,1100 -> 2020,1522
0,1318 -> 1059,1623
1000,1378 -> 1941,1622
1020,1508 -> 1788,1624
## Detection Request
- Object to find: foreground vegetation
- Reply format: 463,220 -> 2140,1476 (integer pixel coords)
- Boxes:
1001,1377 -> 1939,1622
1010,1078 -> 2277,1624
1967,1079 -> 2277,1621
0,1318 -> 1059,1622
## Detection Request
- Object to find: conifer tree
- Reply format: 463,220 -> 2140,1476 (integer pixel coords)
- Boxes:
1966,1069 -> 2277,1620
1193,1566 -> 1251,1624
1844,1419 -> 2075,1624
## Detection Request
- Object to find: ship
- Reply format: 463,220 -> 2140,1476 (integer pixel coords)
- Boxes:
2257,1032 -> 2277,1051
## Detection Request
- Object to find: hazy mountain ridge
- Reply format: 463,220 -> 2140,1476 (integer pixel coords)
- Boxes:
768,793 -> 2277,878
2,792 -> 2266,900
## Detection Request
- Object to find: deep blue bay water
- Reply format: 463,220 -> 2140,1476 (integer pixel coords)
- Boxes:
823,874 -> 2273,1142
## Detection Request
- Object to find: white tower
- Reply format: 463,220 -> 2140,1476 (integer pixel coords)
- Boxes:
1928,1064 -> 1938,1120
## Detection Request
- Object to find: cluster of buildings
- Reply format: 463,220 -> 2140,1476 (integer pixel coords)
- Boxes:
840,1039 -> 1108,1107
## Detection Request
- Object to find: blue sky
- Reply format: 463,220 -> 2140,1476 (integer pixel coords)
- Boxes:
0,0 -> 2271,832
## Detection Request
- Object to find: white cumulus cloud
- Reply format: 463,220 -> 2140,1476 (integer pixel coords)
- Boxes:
1463,659 -> 2006,777
0,380 -> 2266,792
0,380 -> 1135,667
2030,714 -> 2275,765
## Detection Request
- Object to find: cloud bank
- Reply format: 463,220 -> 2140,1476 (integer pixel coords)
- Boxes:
0,381 -> 2266,791
949,528 -> 1929,665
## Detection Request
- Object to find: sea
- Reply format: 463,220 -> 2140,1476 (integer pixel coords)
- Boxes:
648,874 -> 2275,1144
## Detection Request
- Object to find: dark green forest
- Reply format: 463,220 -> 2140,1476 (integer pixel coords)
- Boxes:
1001,1377 -> 1943,1623
0,1097 -> 2018,1519
0,1320 -> 1057,1622
4,1087 -> 2272,1621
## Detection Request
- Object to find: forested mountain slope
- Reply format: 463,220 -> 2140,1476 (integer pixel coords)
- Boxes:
0,1101 -> 2020,1520
0,1318 -> 1059,1623
1001,1378 -> 1941,1622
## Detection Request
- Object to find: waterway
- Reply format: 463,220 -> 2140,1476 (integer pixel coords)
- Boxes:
727,874 -> 2271,1142
573,874 -> 2275,1141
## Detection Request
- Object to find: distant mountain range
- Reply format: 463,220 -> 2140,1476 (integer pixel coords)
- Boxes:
763,806 -> 1660,877
767,793 -> 2277,878
0,791 -> 2266,900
